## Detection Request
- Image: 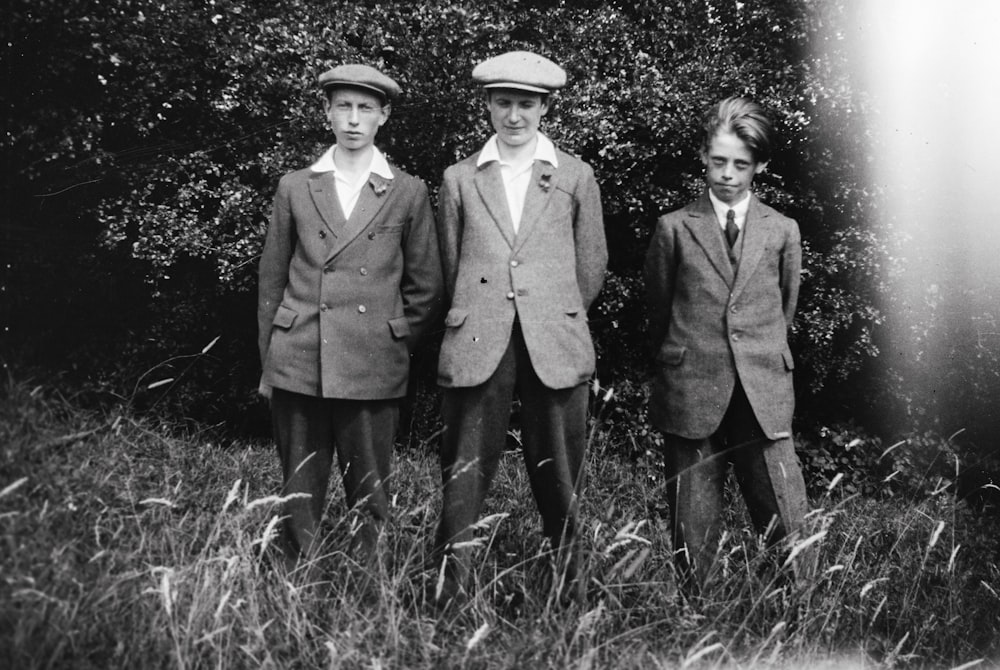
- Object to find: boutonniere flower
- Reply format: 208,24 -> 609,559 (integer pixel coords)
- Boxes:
538,174 -> 552,192
371,180 -> 388,197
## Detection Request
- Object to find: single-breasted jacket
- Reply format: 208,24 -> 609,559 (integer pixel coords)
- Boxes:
644,191 -> 801,440
258,155 -> 443,399
436,148 -> 607,390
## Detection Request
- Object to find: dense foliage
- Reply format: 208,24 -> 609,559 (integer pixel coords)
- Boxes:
4,1 -> 994,459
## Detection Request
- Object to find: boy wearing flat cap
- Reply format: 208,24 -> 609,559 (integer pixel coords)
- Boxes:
433,51 -> 607,603
258,64 -> 443,566
644,97 -> 809,590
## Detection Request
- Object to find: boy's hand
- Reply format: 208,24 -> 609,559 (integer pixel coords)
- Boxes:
258,381 -> 273,400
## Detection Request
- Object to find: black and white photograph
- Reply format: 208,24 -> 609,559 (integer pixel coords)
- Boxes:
3,1 -> 999,668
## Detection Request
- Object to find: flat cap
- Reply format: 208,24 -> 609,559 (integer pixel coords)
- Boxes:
472,51 -> 566,94
318,64 -> 401,101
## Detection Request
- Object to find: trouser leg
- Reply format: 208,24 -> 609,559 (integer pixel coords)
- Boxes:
723,380 -> 809,546
434,336 -> 517,598
514,325 -> 589,600
731,436 -> 809,545
330,398 -> 399,560
515,334 -> 588,550
664,434 -> 727,589
519,378 -> 589,599
271,389 -> 336,560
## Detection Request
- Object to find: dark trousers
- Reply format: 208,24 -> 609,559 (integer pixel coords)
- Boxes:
664,380 -> 809,588
435,322 -> 588,593
270,389 -> 399,560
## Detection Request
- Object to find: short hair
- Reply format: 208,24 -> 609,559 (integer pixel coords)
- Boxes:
701,97 -> 774,164
323,84 -> 389,107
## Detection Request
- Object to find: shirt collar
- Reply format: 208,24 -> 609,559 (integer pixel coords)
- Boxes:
476,132 -> 559,168
708,189 -> 751,225
310,145 -> 394,179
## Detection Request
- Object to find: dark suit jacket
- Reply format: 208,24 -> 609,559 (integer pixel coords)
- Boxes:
644,191 -> 801,440
258,157 -> 443,399
436,148 -> 607,390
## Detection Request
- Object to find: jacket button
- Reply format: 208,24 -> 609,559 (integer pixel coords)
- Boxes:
358,305 -> 367,313
320,304 -> 329,312
506,291 -> 515,299
360,267 -> 368,276
368,231 -> 376,240
731,332 -> 739,341
319,230 -> 327,239
510,260 -> 519,267
730,304 -> 738,312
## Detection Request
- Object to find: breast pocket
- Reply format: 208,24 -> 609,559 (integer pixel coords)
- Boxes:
375,221 -> 405,236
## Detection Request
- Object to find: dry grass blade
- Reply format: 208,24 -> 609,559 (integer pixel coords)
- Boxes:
682,641 -> 724,668
781,530 -> 827,568
465,622 -> 490,651
0,477 -> 28,499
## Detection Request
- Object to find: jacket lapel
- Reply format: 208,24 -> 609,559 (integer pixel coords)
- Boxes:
327,173 -> 394,259
474,162 -> 515,248
731,195 -> 768,300
683,192 -> 734,287
308,172 -> 346,237
511,162 -> 554,254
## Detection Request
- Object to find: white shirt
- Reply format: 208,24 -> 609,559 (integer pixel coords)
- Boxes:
708,189 -> 751,231
476,132 -> 559,232
310,145 -> 394,219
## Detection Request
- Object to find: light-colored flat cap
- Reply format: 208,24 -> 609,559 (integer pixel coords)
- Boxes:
472,51 -> 566,93
318,64 -> 401,101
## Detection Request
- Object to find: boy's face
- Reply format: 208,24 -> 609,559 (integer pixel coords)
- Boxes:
487,89 -> 548,150
701,129 -> 768,205
324,87 -> 389,153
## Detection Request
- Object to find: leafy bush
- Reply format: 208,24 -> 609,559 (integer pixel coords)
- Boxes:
797,421 -> 887,498
797,421 -> 1000,519
4,0 -> 894,440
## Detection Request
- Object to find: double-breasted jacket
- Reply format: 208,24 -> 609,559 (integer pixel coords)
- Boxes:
258,156 -> 443,399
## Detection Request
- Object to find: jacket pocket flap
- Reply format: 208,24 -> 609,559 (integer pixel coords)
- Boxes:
388,316 -> 411,340
272,304 -> 297,329
444,308 -> 469,328
656,344 -> 686,365
782,350 -> 795,371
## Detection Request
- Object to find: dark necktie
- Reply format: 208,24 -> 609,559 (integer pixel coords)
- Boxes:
725,209 -> 739,248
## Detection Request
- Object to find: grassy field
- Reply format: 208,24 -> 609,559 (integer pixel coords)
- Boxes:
1,375 -> 998,669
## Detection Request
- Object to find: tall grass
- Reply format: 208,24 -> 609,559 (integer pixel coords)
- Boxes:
1,375 -> 998,669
